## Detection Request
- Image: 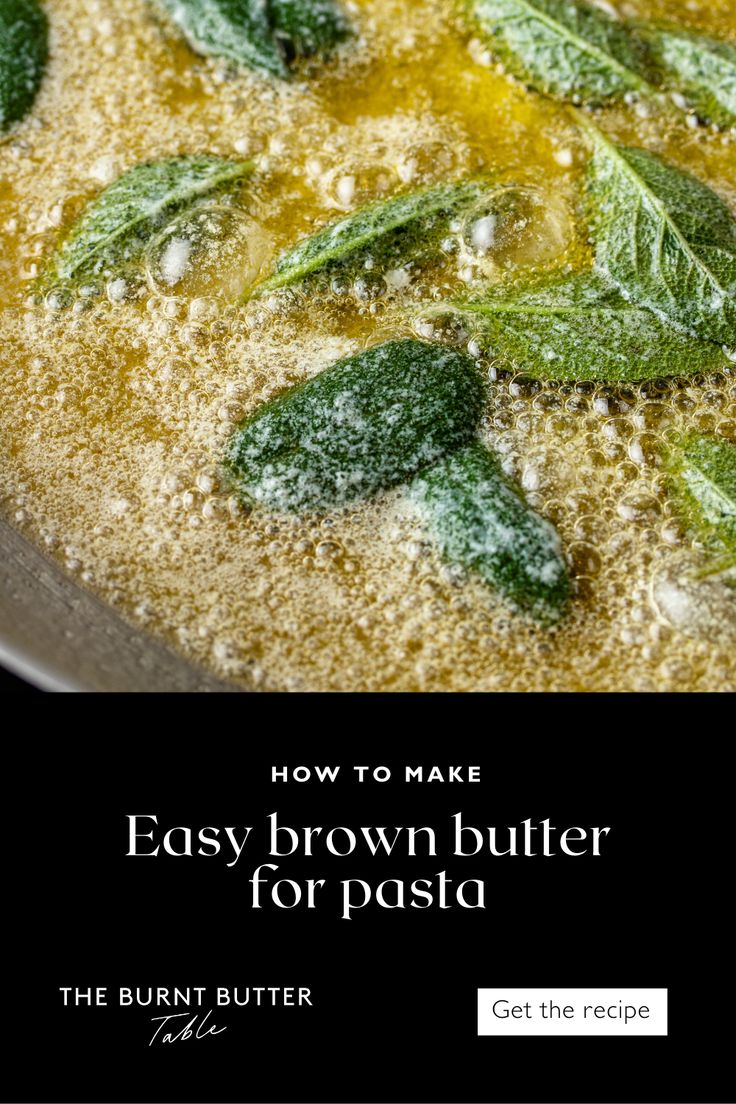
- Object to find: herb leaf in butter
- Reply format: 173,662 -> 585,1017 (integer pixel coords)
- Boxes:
585,125 -> 736,347
43,155 -> 255,288
250,179 -> 489,297
411,442 -> 570,624
670,433 -> 736,572
0,0 -> 48,133
155,0 -> 287,79
269,0 -> 350,61
440,272 -> 727,382
226,339 -> 486,513
154,0 -> 350,80
644,26 -> 736,128
465,0 -> 655,104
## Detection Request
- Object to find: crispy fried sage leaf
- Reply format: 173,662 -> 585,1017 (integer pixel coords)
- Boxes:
439,273 -> 726,381
270,0 -> 350,61
43,155 -> 255,287
644,26 -> 736,128
465,0 -> 654,104
251,179 -> 488,297
411,442 -> 570,624
585,125 -> 736,346
226,340 -> 486,513
156,0 -> 286,79
0,0 -> 48,132
670,433 -> 736,572
155,0 -> 349,80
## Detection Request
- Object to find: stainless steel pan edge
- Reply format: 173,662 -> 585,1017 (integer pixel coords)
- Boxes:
1,518 -> 236,692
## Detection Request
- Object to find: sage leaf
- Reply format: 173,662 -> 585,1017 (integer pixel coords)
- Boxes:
586,126 -> 736,346
411,442 -> 570,624
44,155 -> 255,287
251,179 -> 488,297
270,0 -> 350,61
156,0 -> 288,78
439,272 -> 726,382
226,339 -> 486,513
645,26 -> 736,128
670,433 -> 736,562
0,0 -> 48,132
465,0 -> 654,104
155,0 -> 349,80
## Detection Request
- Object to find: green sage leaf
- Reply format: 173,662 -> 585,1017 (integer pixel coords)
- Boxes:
43,155 -> 255,288
270,0 -> 350,61
251,178 -> 489,297
411,442 -> 570,624
439,272 -> 726,381
465,0 -> 654,104
670,433 -> 736,559
155,0 -> 349,80
0,0 -> 48,132
644,26 -> 736,128
585,125 -> 736,346
226,339 -> 486,513
156,0 -> 288,78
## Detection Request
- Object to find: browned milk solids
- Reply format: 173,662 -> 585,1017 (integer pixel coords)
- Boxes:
2,0 -> 736,691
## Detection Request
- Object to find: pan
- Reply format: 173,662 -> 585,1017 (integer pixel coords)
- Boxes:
0,518 -> 233,692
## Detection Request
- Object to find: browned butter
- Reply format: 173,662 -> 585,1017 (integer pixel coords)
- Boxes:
1,0 -> 736,691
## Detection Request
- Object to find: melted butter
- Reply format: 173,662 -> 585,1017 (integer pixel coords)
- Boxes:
1,0 -> 736,691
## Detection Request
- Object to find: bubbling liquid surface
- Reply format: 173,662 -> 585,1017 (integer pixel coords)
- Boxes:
2,0 -> 736,691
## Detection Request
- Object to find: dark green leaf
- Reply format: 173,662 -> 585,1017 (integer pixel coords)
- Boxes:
585,125 -> 736,346
44,155 -> 255,287
669,433 -> 736,559
411,442 -> 570,624
156,0 -> 287,77
251,179 -> 489,296
439,272 -> 726,381
0,0 -> 48,132
270,0 -> 350,61
644,26 -> 736,128
465,0 -> 654,104
226,339 -> 486,513
155,0 -> 350,80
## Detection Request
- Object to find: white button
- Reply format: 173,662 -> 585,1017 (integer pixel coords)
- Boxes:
477,988 -> 668,1036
